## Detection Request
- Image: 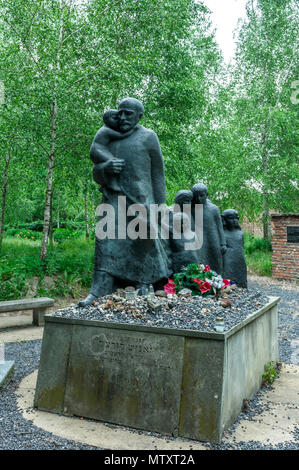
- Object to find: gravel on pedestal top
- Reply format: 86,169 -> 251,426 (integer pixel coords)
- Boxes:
51,286 -> 271,333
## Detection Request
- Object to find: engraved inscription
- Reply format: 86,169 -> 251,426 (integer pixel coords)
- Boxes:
287,226 -> 299,243
64,326 -> 185,434
88,332 -> 175,371
90,334 -> 155,356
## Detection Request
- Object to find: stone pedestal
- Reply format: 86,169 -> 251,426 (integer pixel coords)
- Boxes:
34,297 -> 279,443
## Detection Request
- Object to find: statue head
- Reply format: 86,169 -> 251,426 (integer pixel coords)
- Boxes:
174,190 -> 193,210
118,97 -> 144,132
221,209 -> 241,230
192,183 -> 208,205
103,109 -> 119,130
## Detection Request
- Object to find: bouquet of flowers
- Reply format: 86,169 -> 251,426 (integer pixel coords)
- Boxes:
164,264 -> 230,298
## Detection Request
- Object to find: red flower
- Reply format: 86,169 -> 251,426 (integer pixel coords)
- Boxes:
222,279 -> 230,289
192,278 -> 204,285
164,278 -> 176,294
199,281 -> 212,294
203,265 -> 211,273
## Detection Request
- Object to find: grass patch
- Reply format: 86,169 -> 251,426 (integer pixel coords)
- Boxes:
0,232 -> 273,301
244,233 -> 272,277
0,236 -> 94,301
262,361 -> 282,386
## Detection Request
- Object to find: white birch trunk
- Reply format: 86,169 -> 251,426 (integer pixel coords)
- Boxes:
85,190 -> 89,238
40,1 -> 64,260
0,150 -> 11,250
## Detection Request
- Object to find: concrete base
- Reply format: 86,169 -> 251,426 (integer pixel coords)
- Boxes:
18,363 -> 299,449
0,361 -> 15,389
34,297 -> 279,443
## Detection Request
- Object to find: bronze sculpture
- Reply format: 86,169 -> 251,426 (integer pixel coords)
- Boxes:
79,98 -> 171,306
221,209 -> 247,287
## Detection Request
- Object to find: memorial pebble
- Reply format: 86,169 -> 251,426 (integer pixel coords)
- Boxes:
52,286 -> 269,333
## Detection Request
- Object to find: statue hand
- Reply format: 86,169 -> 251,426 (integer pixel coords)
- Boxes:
106,159 -> 125,174
221,245 -> 227,255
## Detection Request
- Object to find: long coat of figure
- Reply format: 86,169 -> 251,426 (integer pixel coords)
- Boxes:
92,124 -> 171,284
191,196 -> 226,275
169,211 -> 199,274
222,209 -> 247,287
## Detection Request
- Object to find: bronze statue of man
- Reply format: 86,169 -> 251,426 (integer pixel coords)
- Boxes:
79,98 -> 171,306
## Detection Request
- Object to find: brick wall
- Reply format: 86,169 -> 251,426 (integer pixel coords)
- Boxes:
271,214 -> 299,282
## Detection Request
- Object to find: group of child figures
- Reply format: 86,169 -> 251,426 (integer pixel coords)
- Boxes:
91,108 -> 247,288
171,186 -> 247,288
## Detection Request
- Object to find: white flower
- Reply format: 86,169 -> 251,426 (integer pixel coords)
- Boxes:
210,275 -> 224,290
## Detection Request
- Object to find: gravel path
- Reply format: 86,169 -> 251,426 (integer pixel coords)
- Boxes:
247,275 -> 299,364
1,340 -> 99,450
0,274 -> 298,450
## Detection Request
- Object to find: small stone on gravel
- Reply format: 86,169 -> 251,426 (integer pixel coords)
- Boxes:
51,286 -> 270,333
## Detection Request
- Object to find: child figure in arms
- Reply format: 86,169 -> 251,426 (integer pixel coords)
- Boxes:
90,109 -> 138,192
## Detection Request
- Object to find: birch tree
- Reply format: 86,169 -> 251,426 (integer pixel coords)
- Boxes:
0,0 -> 220,245
229,0 -> 299,237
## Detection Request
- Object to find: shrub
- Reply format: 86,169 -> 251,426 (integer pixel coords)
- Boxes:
0,256 -> 28,300
0,275 -> 28,300
5,228 -> 19,237
53,228 -> 84,244
0,237 -> 94,300
5,228 -> 42,241
49,238 -> 94,279
245,251 -> 272,276
59,220 -> 86,230
36,271 -> 84,298
262,361 -> 282,385
244,233 -> 272,255
243,234 -> 272,277
5,221 -> 44,232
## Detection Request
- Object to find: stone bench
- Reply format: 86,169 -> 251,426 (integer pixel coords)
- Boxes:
0,298 -> 55,326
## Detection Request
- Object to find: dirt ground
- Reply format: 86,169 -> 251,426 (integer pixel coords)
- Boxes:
248,273 -> 299,291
